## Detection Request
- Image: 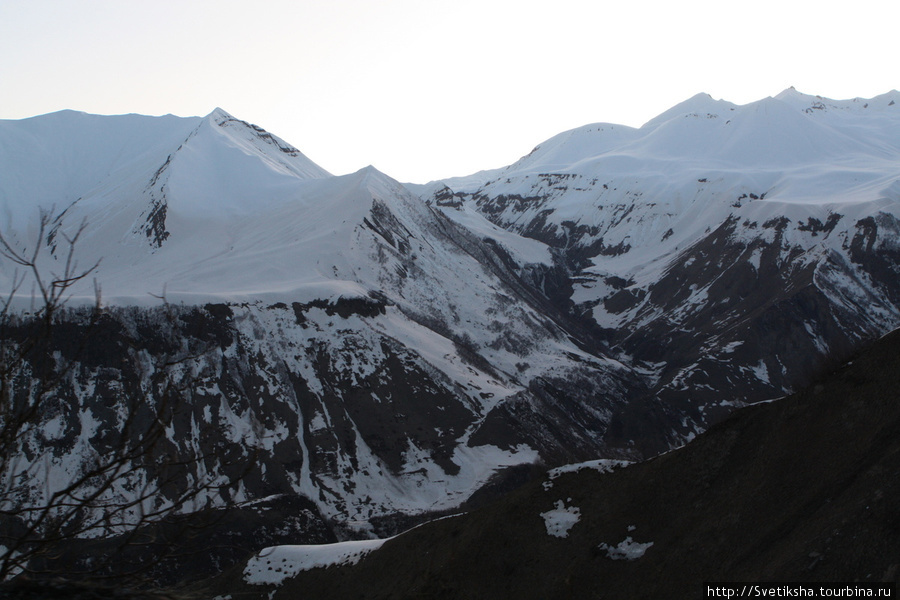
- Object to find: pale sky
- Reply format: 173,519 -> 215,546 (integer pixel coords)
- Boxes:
1,0 -> 897,183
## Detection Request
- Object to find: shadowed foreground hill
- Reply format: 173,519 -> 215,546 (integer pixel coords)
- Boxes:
215,327 -> 900,599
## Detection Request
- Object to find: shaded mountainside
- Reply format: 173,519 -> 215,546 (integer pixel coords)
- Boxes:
0,288 -> 643,537
217,327 -> 900,599
596,210 -> 900,432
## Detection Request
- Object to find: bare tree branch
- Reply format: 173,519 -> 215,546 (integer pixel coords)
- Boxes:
0,211 -> 245,586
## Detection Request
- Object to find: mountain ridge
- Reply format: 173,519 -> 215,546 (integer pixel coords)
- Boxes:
2,90 -> 900,585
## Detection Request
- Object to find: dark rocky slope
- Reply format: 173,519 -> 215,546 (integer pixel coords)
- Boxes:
218,327 -> 900,599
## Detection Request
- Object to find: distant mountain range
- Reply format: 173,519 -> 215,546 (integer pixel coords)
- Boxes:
1,88 -> 899,584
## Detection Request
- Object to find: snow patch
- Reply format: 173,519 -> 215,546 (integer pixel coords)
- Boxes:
436,202 -> 553,266
540,499 -> 581,538
749,359 -> 770,384
720,341 -> 744,354
543,459 -> 632,490
244,539 -> 387,586
747,247 -> 763,271
597,536 -> 654,560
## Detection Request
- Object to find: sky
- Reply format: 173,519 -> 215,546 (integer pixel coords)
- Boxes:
1,0 -> 897,183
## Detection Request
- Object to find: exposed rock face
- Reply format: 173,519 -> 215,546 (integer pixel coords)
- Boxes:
219,327 -> 900,600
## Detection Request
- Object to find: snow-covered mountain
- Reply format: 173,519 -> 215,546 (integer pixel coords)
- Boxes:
0,108 -> 647,546
425,87 -> 900,434
2,89 -> 900,578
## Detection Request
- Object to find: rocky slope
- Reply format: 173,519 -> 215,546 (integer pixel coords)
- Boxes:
218,326 -> 900,599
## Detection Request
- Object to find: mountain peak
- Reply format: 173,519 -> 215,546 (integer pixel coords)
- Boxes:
191,109 -> 332,181
772,86 -> 824,105
206,107 -> 236,122
774,85 -> 810,98
641,92 -> 736,130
